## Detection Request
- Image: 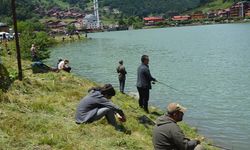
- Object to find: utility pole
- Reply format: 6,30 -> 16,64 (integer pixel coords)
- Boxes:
11,0 -> 22,81
241,2 -> 244,18
93,0 -> 100,28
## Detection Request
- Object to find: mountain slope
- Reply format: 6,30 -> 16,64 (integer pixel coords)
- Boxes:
99,0 -> 201,17
1,0 -> 204,21
191,0 -> 250,13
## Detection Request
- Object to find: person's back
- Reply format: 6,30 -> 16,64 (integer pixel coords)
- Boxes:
117,64 -> 126,80
153,115 -> 186,150
136,63 -> 151,89
76,90 -> 105,123
153,103 -> 203,150
58,60 -> 65,70
75,84 -> 126,128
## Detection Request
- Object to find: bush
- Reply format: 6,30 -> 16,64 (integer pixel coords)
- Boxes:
19,31 -> 55,60
0,64 -> 12,92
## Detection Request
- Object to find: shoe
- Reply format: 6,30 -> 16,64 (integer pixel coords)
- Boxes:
144,108 -> 149,114
115,125 -> 132,135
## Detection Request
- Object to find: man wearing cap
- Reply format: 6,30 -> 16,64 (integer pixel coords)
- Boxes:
75,84 -> 126,130
117,60 -> 127,94
153,102 -> 204,150
136,55 -> 157,113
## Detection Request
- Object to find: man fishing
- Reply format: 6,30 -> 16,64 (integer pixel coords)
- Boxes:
116,60 -> 127,94
153,102 -> 204,150
136,55 -> 157,113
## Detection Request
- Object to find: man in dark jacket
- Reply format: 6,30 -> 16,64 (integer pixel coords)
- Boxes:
117,60 -> 127,94
136,55 -> 156,113
153,102 -> 204,150
75,84 -> 126,130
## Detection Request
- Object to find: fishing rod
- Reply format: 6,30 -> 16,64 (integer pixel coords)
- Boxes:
208,143 -> 232,150
154,80 -> 195,96
154,81 -> 181,92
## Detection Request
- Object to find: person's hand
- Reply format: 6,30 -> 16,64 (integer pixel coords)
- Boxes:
117,114 -> 126,122
195,140 -> 200,144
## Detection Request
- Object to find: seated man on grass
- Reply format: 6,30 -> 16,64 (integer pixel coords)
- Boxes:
75,84 -> 126,131
153,102 -> 204,150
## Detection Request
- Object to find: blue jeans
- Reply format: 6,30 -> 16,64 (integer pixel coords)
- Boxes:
90,107 -> 118,128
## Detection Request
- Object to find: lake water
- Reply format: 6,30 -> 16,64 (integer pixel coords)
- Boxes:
47,23 -> 250,149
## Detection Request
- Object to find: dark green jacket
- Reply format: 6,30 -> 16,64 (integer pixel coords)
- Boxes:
152,115 -> 198,150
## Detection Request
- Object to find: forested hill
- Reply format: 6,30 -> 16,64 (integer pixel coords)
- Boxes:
1,0 -> 250,22
99,0 -> 201,16
1,0 -> 203,21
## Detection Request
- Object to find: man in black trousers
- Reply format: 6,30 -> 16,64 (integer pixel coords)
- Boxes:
136,55 -> 156,113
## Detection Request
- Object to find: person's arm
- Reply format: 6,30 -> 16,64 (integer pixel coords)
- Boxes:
143,68 -> 156,82
116,66 -> 120,73
99,98 -> 125,116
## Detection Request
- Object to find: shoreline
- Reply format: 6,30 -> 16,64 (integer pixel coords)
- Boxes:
143,20 -> 250,29
0,35 -> 218,149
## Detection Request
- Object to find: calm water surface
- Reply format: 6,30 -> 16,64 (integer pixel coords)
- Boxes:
47,23 -> 250,149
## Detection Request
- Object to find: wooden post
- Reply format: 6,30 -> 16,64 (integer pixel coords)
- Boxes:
11,0 -> 23,81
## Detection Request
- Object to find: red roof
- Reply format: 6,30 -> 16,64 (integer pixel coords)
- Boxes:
172,15 -> 190,21
143,17 -> 164,21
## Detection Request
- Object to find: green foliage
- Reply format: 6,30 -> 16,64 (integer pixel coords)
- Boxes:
17,20 -> 46,33
0,64 -> 12,92
100,0 -> 201,17
17,21 -> 55,60
66,24 -> 76,33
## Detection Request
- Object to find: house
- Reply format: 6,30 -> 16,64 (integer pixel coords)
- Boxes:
171,15 -> 191,21
143,17 -> 165,26
0,22 -> 9,32
245,7 -> 250,17
192,11 -> 206,20
207,11 -> 217,19
191,11 -> 206,20
69,19 -> 83,30
218,9 -> 230,18
230,1 -> 250,17
83,14 -> 99,29
45,20 -> 67,32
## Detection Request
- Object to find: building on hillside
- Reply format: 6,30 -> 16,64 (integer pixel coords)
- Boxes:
45,20 -> 67,33
0,23 -> 9,32
218,9 -> 230,18
143,17 -> 165,26
191,11 -> 206,20
171,15 -> 191,21
83,14 -> 99,29
230,1 -> 250,17
245,7 -> 250,17
207,11 -> 217,19
69,19 -> 83,30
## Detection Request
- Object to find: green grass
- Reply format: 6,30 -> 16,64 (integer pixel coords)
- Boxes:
0,41 -> 217,149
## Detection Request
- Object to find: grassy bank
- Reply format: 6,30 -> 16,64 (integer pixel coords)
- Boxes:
0,42 -> 217,149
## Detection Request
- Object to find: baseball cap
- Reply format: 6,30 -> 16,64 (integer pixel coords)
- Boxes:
167,102 -> 187,114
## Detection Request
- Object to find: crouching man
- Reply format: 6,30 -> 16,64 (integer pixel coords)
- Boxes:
153,102 -> 204,150
75,84 -> 126,130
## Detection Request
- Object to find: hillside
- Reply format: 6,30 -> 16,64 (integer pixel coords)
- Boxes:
1,0 -> 207,22
0,41 -> 217,149
190,0 -> 250,13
